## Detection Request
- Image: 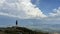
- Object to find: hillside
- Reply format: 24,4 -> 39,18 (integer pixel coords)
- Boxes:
0,26 -> 49,34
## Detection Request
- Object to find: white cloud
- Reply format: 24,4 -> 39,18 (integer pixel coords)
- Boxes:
44,7 -> 60,23
0,12 -> 21,18
0,0 -> 47,19
49,7 -> 60,17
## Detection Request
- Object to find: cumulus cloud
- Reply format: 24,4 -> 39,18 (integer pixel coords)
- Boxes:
0,0 -> 47,19
49,7 -> 60,17
44,7 -> 60,22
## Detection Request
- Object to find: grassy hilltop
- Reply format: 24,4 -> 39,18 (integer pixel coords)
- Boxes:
0,26 -> 49,34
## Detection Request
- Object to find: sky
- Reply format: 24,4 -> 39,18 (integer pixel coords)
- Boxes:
32,0 -> 60,15
0,0 -> 60,28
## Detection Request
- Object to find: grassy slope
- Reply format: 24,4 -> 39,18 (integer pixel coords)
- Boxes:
0,27 -> 49,34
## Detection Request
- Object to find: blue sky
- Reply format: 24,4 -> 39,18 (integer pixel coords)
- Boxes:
0,0 -> 60,29
32,0 -> 60,15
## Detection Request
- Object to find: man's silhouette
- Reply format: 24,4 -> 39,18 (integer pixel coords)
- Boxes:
16,20 -> 18,26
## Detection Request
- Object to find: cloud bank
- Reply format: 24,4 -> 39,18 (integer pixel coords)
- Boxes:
49,7 -> 60,17
0,0 -> 60,19
0,0 -> 47,19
